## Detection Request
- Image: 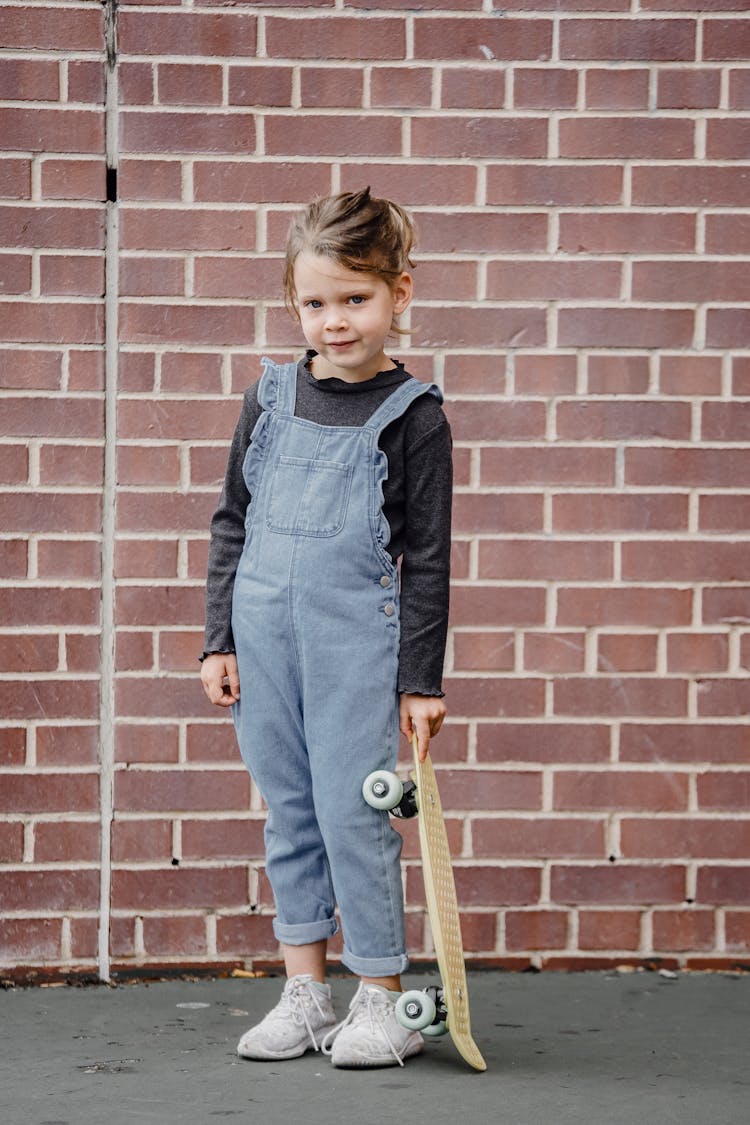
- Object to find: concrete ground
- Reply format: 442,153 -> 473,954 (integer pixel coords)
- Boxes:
1,970 -> 748,1125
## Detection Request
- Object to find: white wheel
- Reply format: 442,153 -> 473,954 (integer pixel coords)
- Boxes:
395,989 -> 437,1032
423,1018 -> 448,1037
362,770 -> 403,810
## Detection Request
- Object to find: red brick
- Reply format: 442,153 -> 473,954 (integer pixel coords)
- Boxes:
505,910 -> 568,952
0,491 -> 101,534
660,355 -> 722,397
706,309 -> 750,349
0,728 -> 26,766
733,357 -> 750,395
121,111 -> 255,155
121,207 -> 255,252
450,585 -> 546,627
703,19 -> 750,61
588,354 -> 650,395
69,917 -> 98,960
194,256 -> 279,301
488,259 -> 620,301
578,910 -> 641,950
265,114 -> 400,157
633,165 -> 750,207
194,161 -> 330,204
66,634 -> 101,674
552,865 -> 686,905
159,631 -> 204,672
559,117 -> 694,159
488,163 -> 622,206
481,446 -> 614,487
442,67 -> 505,109
627,447 -> 750,489
597,633 -> 657,673
412,260 -> 477,302
216,914 -> 278,955
119,256 -> 184,298
623,819 -> 750,860
182,819 -> 266,860
514,67 -> 576,109
448,399 -> 546,442
0,108 -> 103,155
118,11 -> 257,57
705,214 -> 750,255
112,818 -> 172,863
116,492 -> 215,535
158,64 -> 223,106
0,917 -> 61,960
557,400 -> 691,441
0,869 -> 99,911
115,723 -> 179,764
0,302 -> 103,345
118,159 -> 182,201
115,631 -> 155,672
267,16 -> 404,59
555,677 -> 688,718
0,680 -> 99,722
340,162 -> 476,207
729,68 -> 750,108
118,352 -> 154,392
479,539 -> 612,581
68,60 -> 105,105
560,19 -> 695,61
453,493 -> 544,534
475,817 -> 604,859
0,539 -> 28,577
0,823 -> 24,863
111,867 -> 248,911
557,493 -> 689,535
39,443 -> 102,486
115,768 -> 249,813
555,770 -> 688,812
559,211 -> 694,254
229,65 -> 293,108
0,772 -> 98,814
36,725 -> 99,766
623,541 -> 750,583
703,586 -> 750,625
186,722 -> 242,764
725,912 -> 750,952
0,254 -> 31,294
635,260 -> 750,303
301,66 -> 364,108
34,821 -> 100,863
586,68 -> 649,109
120,303 -> 253,348
0,6 -> 103,50
452,631 -> 515,673
419,211 -> 547,253
190,445 -> 229,487
696,680 -> 750,719
37,540 -> 101,580
653,909 -> 715,952
558,308 -> 694,349
658,68 -> 721,109
696,867 -> 750,905
523,632 -> 586,674
408,865 -> 542,910
114,540 -> 178,580
413,18 -> 552,60
114,585 -> 205,631
667,632 -> 728,674
412,116 -> 546,159
143,916 -> 207,956
119,61 -> 155,107
622,723 -> 748,764
0,158 -> 31,198
443,352 -> 511,398
445,677 -> 546,719
116,444 -> 180,486
515,353 -> 578,395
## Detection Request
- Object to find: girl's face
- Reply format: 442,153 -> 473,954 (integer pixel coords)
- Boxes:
293,252 -> 412,383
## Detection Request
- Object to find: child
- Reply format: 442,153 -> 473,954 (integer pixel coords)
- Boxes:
200,188 -> 452,1068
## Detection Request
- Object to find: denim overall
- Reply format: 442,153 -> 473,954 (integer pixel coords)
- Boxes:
231,358 -> 442,977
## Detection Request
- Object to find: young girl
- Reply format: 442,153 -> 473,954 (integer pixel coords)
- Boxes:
200,188 -> 453,1068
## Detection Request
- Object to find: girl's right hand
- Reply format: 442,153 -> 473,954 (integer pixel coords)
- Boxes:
200,653 -> 241,707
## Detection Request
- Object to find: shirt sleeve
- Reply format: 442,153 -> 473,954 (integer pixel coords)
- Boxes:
397,414 -> 453,696
201,387 -> 260,659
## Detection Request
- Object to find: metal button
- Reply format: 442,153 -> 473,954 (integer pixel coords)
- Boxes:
384,603 -> 395,617
380,575 -> 391,588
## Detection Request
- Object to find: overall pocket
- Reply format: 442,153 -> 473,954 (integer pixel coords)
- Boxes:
266,456 -> 353,537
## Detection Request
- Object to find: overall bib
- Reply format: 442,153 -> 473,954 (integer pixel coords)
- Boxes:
231,358 -> 442,977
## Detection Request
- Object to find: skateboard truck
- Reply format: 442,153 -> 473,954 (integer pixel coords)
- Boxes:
396,985 -> 449,1037
361,771 -> 417,819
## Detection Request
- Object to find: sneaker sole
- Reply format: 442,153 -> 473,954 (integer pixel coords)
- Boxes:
238,1023 -> 339,1061
330,1035 -> 423,1069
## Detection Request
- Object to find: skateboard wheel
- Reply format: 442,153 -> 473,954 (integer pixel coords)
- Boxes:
362,770 -> 404,810
395,989 -> 437,1032
422,1018 -> 449,1037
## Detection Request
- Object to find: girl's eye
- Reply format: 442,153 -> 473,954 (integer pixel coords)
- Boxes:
305,300 -> 323,310
349,295 -> 365,305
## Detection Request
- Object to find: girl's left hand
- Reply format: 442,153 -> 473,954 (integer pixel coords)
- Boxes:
399,693 -> 447,763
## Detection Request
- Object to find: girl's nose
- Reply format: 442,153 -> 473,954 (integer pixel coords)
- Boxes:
324,306 -> 347,330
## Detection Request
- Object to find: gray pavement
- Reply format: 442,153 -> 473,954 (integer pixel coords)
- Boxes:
1,970 -> 748,1125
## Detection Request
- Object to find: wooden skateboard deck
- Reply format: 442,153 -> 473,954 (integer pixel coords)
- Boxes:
411,737 -> 487,1072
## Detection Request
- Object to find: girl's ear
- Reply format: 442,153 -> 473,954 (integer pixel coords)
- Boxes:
392,271 -> 413,315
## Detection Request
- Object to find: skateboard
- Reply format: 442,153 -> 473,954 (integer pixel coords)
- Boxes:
363,736 -> 487,1071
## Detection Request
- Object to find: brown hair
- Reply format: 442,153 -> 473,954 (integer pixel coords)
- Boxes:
283,187 -> 415,324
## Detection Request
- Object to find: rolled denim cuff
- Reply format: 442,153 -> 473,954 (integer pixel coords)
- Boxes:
272,916 -> 339,946
341,946 -> 409,977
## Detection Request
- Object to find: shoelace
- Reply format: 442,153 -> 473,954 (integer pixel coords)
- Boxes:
271,976 -> 331,1052
321,985 -> 406,1067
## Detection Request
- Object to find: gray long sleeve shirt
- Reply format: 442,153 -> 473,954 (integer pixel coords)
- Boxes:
203,353 -> 453,696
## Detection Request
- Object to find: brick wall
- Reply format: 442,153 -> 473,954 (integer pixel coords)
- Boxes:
1,0 -> 749,981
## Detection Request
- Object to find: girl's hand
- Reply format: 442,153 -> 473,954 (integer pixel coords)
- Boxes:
399,693 -> 446,763
201,653 -> 241,708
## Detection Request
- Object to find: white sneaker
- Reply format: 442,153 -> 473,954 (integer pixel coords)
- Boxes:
322,983 -> 424,1068
236,975 -> 338,1060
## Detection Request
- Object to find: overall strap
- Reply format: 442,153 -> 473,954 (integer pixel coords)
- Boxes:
365,378 -> 443,439
257,357 -> 298,415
